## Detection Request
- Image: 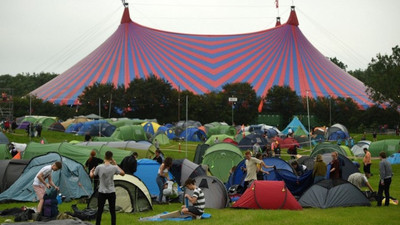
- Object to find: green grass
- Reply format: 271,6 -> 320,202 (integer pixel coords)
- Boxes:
1,130 -> 399,224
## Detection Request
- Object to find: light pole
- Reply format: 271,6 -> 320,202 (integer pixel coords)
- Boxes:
228,96 -> 237,126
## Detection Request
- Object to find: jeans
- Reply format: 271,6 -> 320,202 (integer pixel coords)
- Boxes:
377,178 -> 391,206
156,175 -> 166,202
96,192 -> 116,225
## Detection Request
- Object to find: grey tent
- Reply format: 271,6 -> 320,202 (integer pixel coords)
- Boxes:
351,140 -> 371,157
0,159 -> 30,193
170,159 -> 207,186
296,156 -> 315,171
322,153 -> 359,180
298,179 -> 370,208
0,132 -> 9,144
88,174 -> 152,213
184,175 -> 229,209
193,144 -> 209,164
0,153 -> 93,202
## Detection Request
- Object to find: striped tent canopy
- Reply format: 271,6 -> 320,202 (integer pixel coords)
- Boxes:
31,5 -> 374,108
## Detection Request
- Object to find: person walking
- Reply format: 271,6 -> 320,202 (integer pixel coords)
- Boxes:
363,148 -> 372,178
32,161 -> 62,218
90,151 -> 125,225
377,151 -> 393,206
156,157 -> 172,203
242,150 -> 274,191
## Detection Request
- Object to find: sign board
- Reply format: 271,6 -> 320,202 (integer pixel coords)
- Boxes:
228,97 -> 237,102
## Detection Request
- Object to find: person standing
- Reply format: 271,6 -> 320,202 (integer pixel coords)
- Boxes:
252,143 -> 261,155
32,161 -> 62,217
85,150 -> 104,190
90,151 -> 125,225
372,131 -> 377,141
313,154 -> 327,183
153,149 -> 163,164
36,123 -> 43,137
120,152 -> 138,175
156,157 -> 172,203
242,150 -> 274,190
180,178 -> 205,220
377,151 -> 393,206
329,152 -> 340,179
363,148 -> 372,178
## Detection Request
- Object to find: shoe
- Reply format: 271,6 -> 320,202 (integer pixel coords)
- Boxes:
32,212 -> 41,221
196,215 -> 202,220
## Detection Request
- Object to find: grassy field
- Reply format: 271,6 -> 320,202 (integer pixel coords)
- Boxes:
1,130 -> 399,224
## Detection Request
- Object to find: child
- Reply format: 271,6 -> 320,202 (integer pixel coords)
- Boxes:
181,178 -> 205,219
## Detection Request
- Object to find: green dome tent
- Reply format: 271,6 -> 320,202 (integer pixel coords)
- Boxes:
368,139 -> 400,157
153,133 -> 170,145
0,144 -> 12,160
22,142 -> 131,165
111,125 -> 147,141
34,117 -> 57,131
310,142 -> 348,157
202,143 -> 243,183
207,125 -> 237,137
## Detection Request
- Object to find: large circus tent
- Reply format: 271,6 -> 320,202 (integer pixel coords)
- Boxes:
31,4 -> 374,108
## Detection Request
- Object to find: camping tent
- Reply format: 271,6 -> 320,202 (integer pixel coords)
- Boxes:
325,123 -> 349,140
184,176 -> 229,209
178,127 -> 207,142
0,159 -> 30,193
193,144 -> 209,165
202,143 -> 243,183
169,159 -> 207,186
22,142 -> 131,165
388,153 -> 400,164
142,122 -> 161,135
0,144 -> 12,160
298,179 -> 370,208
205,134 -> 234,145
48,122 -> 66,132
351,140 -> 371,157
226,157 -> 294,189
238,133 -> 269,151
76,141 -> 155,159
232,181 -> 302,210
110,125 -> 147,141
321,153 -> 359,180
153,133 -> 170,145
269,170 -> 314,196
310,142 -> 348,157
135,159 -> 175,197
275,137 -> 300,149
281,116 -> 308,135
297,156 -> 315,171
34,117 -> 57,131
0,132 -> 9,144
0,153 -> 93,202
368,139 -> 400,157
88,175 -> 152,213
207,125 -> 236,137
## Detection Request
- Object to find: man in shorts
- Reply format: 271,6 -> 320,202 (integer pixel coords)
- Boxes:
32,161 -> 62,216
181,178 -> 205,219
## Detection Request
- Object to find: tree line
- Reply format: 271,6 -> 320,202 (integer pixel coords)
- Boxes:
1,45 -> 399,131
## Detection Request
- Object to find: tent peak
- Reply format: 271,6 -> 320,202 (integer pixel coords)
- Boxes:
275,17 -> 281,27
286,6 -> 299,26
121,6 -> 132,24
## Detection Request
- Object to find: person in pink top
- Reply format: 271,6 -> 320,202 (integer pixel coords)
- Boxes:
363,148 -> 372,178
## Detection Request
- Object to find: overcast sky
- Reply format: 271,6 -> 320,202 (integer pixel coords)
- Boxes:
0,0 -> 399,76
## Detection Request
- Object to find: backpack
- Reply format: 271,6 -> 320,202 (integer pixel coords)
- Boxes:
42,190 -> 59,218
70,204 -> 97,221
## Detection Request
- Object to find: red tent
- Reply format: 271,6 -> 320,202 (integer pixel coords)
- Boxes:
232,181 -> 302,210
222,137 -> 238,145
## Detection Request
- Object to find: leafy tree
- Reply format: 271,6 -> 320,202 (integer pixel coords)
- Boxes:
0,72 -> 57,96
329,57 -> 348,71
124,75 -> 176,123
220,82 -> 258,125
348,69 -> 367,83
264,85 -> 302,124
364,45 -> 400,108
78,82 -> 124,118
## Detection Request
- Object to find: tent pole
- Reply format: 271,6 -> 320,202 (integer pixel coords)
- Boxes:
185,95 -> 188,159
306,91 -> 312,150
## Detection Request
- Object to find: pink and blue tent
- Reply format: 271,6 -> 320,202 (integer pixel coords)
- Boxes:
31,5 -> 374,109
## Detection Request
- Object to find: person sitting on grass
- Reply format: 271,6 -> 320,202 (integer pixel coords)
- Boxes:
181,178 -> 205,220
